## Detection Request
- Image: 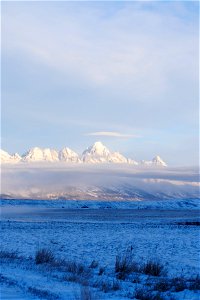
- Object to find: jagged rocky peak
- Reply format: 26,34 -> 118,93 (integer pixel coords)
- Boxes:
0,149 -> 21,163
59,147 -> 81,163
0,143 -> 167,167
152,155 -> 167,167
22,147 -> 59,162
82,142 -> 110,163
84,141 -> 110,155
127,158 -> 139,165
0,149 -> 12,163
141,155 -> 167,167
81,141 -> 135,164
11,153 -> 22,162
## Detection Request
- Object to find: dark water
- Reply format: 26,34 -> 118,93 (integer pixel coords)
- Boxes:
1,206 -> 199,224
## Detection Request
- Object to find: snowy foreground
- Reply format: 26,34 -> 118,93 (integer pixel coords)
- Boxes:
1,199 -> 200,300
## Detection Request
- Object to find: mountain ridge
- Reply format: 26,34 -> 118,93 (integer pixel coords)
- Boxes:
0,142 -> 167,167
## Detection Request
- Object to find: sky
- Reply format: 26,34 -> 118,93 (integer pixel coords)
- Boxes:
1,1 -> 199,166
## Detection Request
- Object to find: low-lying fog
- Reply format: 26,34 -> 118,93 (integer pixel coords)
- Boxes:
1,163 -> 199,200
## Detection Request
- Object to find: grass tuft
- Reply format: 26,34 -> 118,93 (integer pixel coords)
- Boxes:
142,260 -> 166,277
115,246 -> 138,279
154,279 -> 171,292
89,260 -> 98,269
35,248 -> 55,265
171,276 -> 187,292
28,287 -> 59,299
134,288 -> 164,300
188,275 -> 200,291
0,250 -> 19,259
98,267 -> 105,276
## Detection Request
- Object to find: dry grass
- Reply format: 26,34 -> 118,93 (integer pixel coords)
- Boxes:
115,246 -> 138,279
142,261 -> 166,277
134,288 -> 164,300
35,248 -> 55,265
0,250 -> 19,259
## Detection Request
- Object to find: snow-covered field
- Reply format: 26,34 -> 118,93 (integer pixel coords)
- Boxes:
1,199 -> 200,299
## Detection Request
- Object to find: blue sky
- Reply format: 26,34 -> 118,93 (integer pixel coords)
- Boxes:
1,1 -> 199,166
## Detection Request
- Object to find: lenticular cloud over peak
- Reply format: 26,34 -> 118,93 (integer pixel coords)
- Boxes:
86,132 -> 138,138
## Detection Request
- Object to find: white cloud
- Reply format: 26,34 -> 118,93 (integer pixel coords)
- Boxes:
86,131 -> 139,138
1,2 -> 198,166
1,164 -> 199,200
2,2 -> 198,91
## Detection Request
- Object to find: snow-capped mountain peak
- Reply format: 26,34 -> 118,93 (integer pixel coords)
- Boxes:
82,142 -> 112,163
22,147 -> 59,162
0,149 -> 12,163
59,147 -> 81,163
152,155 -> 167,167
84,141 -> 110,156
141,155 -> 167,167
0,150 -> 22,163
0,144 -> 168,167
11,153 -> 22,162
81,141 -> 133,164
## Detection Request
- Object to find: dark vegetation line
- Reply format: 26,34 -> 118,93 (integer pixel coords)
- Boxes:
0,248 -> 200,300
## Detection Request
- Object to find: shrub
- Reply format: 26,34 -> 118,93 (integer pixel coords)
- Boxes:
115,246 -> 138,279
171,276 -> 187,292
74,286 -> 99,300
28,287 -> 59,299
94,279 -> 120,293
63,261 -> 91,286
154,279 -> 171,292
64,260 -> 90,277
80,286 -> 94,300
89,260 -> 98,269
188,275 -> 200,290
142,261 -> 165,277
0,250 -> 19,259
64,273 -> 88,286
98,267 -> 105,276
132,273 -> 140,283
35,248 -> 55,265
135,288 -> 164,300
112,279 -> 121,291
101,280 -> 119,292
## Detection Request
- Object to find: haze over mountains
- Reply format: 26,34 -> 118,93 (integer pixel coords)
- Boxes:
0,142 -> 167,167
1,143 -> 199,202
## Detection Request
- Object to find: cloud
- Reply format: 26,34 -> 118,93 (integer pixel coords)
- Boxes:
1,164 -> 199,200
86,131 -> 140,138
2,2 -> 198,90
1,2 -> 198,165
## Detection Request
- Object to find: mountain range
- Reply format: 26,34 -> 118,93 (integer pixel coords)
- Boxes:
0,141 -> 167,167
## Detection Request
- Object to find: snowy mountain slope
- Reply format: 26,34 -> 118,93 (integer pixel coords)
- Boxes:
152,155 -> 167,167
59,147 -> 81,163
22,147 -> 59,162
3,183 -> 198,201
141,155 -> 167,167
81,141 -> 138,164
0,150 -> 12,163
0,149 -> 21,163
81,141 -> 112,163
11,153 -> 22,162
0,142 -> 167,166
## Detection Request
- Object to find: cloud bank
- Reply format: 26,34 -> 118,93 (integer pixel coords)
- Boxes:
1,164 -> 199,201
